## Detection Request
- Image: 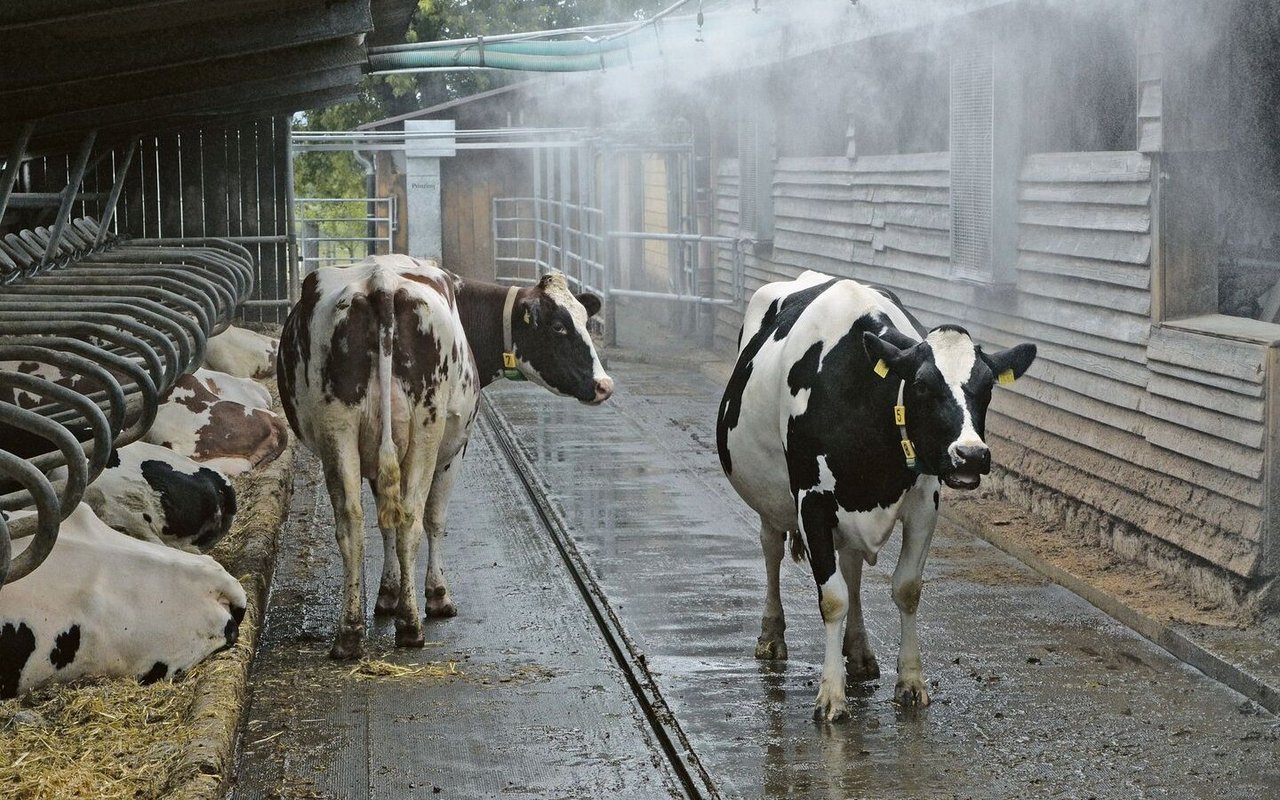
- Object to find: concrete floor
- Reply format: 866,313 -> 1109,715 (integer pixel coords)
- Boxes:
233,347 -> 1280,800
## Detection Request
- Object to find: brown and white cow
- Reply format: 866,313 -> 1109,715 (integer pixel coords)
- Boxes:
204,324 -> 278,379
278,255 -> 612,659
145,371 -> 288,476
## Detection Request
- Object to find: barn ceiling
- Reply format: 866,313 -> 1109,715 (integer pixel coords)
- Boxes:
0,0 -> 417,157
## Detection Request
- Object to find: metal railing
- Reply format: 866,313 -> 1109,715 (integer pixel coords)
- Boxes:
0,217 -> 253,588
295,196 -> 396,275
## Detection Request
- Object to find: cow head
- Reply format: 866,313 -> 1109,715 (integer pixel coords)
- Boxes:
863,325 -> 1036,490
510,272 -> 614,404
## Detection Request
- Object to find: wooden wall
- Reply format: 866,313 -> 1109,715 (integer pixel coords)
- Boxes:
712,149 -> 1273,603
22,119 -> 293,325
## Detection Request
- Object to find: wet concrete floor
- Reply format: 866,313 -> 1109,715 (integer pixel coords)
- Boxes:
236,350 -> 1280,800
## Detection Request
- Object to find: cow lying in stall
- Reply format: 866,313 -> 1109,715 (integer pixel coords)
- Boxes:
203,324 -> 278,379
279,256 -> 612,659
145,364 -> 287,477
0,504 -> 246,698
716,271 -> 1036,721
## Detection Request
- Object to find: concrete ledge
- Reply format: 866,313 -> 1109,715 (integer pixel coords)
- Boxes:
942,498 -> 1280,715
166,437 -> 296,800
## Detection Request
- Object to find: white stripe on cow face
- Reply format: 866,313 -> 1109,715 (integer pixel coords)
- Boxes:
925,328 -> 985,466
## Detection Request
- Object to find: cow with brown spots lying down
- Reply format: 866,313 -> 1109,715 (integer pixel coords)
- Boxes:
203,324 -> 278,379
0,504 -> 246,698
145,369 -> 288,476
278,255 -> 612,659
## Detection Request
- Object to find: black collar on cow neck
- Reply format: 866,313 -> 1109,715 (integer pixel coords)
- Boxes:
501,285 -> 527,382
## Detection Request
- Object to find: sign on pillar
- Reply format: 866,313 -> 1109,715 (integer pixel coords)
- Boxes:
404,120 -> 456,261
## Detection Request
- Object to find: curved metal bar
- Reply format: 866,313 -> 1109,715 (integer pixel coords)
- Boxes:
84,246 -> 252,306
0,371 -> 111,484
0,448 -> 63,585
1,281 -> 214,342
0,310 -> 181,388
5,295 -> 202,372
0,321 -> 166,399
0,344 -> 127,435
0,508 -> 11,589
0,400 -> 87,515
49,265 -> 228,331
4,336 -> 159,447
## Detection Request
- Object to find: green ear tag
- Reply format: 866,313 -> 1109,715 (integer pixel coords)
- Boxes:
873,359 -> 890,379
998,369 -> 1016,385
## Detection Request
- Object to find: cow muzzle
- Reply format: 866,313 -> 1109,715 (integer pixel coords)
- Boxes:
943,445 -> 990,490
589,375 -> 614,405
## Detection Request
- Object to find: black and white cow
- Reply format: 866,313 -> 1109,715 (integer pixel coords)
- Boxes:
52,441 -> 237,553
279,255 -> 612,659
0,503 -> 246,698
716,270 -> 1036,721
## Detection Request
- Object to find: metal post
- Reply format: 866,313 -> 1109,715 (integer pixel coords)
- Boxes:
95,139 -> 138,248
531,146 -> 542,281
0,122 -> 35,227
601,146 -> 617,346
577,145 -> 589,291
44,131 -> 97,264
559,146 -> 571,278
490,196 -> 500,280
285,125 -> 301,300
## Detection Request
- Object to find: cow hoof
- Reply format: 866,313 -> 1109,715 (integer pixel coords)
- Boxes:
894,678 -> 931,707
374,589 -> 399,616
813,699 -> 850,723
395,627 -> 426,648
845,651 -> 880,683
329,628 -> 364,661
755,637 -> 788,660
425,600 -> 458,619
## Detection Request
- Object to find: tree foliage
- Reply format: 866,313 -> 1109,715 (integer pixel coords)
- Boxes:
294,0 -> 669,203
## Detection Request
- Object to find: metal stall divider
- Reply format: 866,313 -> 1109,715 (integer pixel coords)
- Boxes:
0,217 -> 254,588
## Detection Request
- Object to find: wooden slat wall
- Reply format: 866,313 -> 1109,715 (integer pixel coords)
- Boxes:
711,149 -> 1268,581
24,118 -> 293,325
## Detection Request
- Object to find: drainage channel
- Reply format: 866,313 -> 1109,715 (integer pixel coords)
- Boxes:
482,396 -> 721,800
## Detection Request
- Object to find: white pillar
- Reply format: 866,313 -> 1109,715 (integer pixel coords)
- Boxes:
404,120 -> 455,261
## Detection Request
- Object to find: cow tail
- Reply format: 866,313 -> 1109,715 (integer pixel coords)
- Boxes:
373,278 -> 405,531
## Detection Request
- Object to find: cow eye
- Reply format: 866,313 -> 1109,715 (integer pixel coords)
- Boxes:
551,320 -> 567,335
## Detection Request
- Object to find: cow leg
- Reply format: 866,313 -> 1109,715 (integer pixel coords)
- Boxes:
754,519 -> 787,660
321,446 -> 366,660
800,498 -> 848,723
892,489 -> 938,706
391,422 -> 447,647
366,479 -> 400,616
376,523 -> 400,615
422,459 -> 460,619
839,552 -> 880,682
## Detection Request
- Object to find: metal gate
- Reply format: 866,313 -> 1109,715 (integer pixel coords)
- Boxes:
295,195 -> 396,275
492,140 -> 743,343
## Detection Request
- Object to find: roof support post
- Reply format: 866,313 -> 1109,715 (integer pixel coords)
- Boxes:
44,129 -> 96,264
95,138 -> 137,248
0,121 -> 35,225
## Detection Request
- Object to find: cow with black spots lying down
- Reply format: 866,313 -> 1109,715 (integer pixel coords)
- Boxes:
203,324 -> 278,379
51,441 -> 236,553
0,504 -> 246,698
145,367 -> 288,477
716,270 -> 1036,721
278,256 -> 612,659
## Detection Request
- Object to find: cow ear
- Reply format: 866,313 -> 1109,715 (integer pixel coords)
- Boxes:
517,297 -> 541,328
862,332 -> 919,379
576,292 -> 602,318
980,343 -> 1037,385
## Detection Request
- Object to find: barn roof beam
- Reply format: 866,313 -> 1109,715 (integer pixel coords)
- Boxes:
0,1 -> 372,93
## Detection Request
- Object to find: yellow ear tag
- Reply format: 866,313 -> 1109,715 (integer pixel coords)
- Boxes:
502,352 -> 518,369
873,359 -> 890,379
522,310 -> 531,324
998,369 -> 1016,385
